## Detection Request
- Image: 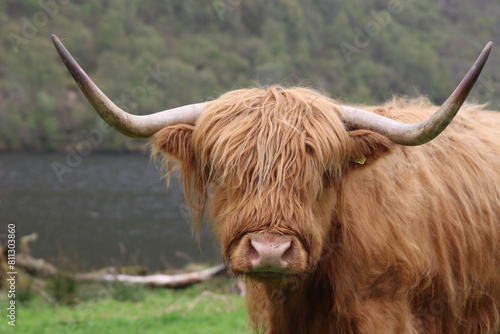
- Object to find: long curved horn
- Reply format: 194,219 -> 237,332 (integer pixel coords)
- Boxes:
52,34 -> 205,138
340,42 -> 493,146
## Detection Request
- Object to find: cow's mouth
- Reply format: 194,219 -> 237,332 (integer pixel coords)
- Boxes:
245,271 -> 297,283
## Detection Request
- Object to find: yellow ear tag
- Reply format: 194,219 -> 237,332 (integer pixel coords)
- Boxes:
351,156 -> 366,165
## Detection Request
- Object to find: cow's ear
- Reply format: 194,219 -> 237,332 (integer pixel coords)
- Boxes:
152,124 -> 195,165
348,130 -> 393,167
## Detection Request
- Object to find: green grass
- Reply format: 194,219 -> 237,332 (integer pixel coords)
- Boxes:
0,278 -> 248,334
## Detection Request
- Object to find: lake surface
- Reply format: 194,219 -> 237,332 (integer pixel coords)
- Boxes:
0,153 -> 220,272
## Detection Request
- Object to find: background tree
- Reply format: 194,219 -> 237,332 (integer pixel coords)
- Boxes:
0,0 -> 498,151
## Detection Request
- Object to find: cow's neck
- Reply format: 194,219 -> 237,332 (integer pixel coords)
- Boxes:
256,272 -> 334,333
246,226 -> 346,333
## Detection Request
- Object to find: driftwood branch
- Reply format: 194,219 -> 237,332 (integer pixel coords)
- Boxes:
2,233 -> 58,277
17,254 -> 58,277
6,233 -> 228,288
74,264 -> 227,288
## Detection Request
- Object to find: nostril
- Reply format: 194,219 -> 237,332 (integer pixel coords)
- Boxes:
247,238 -> 259,262
281,241 -> 294,264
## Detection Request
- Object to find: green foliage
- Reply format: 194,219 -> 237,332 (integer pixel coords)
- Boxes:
0,0 -> 498,151
108,282 -> 146,303
2,278 -> 247,334
48,275 -> 79,306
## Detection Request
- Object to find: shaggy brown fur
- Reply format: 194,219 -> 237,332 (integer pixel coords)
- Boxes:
152,86 -> 500,333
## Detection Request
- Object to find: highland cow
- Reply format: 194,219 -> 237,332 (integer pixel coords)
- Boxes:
53,35 -> 499,333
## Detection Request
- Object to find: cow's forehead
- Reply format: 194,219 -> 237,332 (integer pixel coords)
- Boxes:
192,87 -> 352,186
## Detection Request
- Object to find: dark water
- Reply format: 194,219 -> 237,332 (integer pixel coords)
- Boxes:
0,153 -> 220,271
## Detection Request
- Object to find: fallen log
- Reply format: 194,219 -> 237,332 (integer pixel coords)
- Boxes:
74,264 -> 228,288
16,254 -> 58,277
2,233 -> 58,277
6,233 -> 229,288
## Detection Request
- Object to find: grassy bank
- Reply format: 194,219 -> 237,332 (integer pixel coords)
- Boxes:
1,277 -> 248,334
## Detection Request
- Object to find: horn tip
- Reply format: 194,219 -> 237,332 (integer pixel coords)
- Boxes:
481,41 -> 493,57
51,34 -> 64,51
485,41 -> 493,51
475,42 -> 493,70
